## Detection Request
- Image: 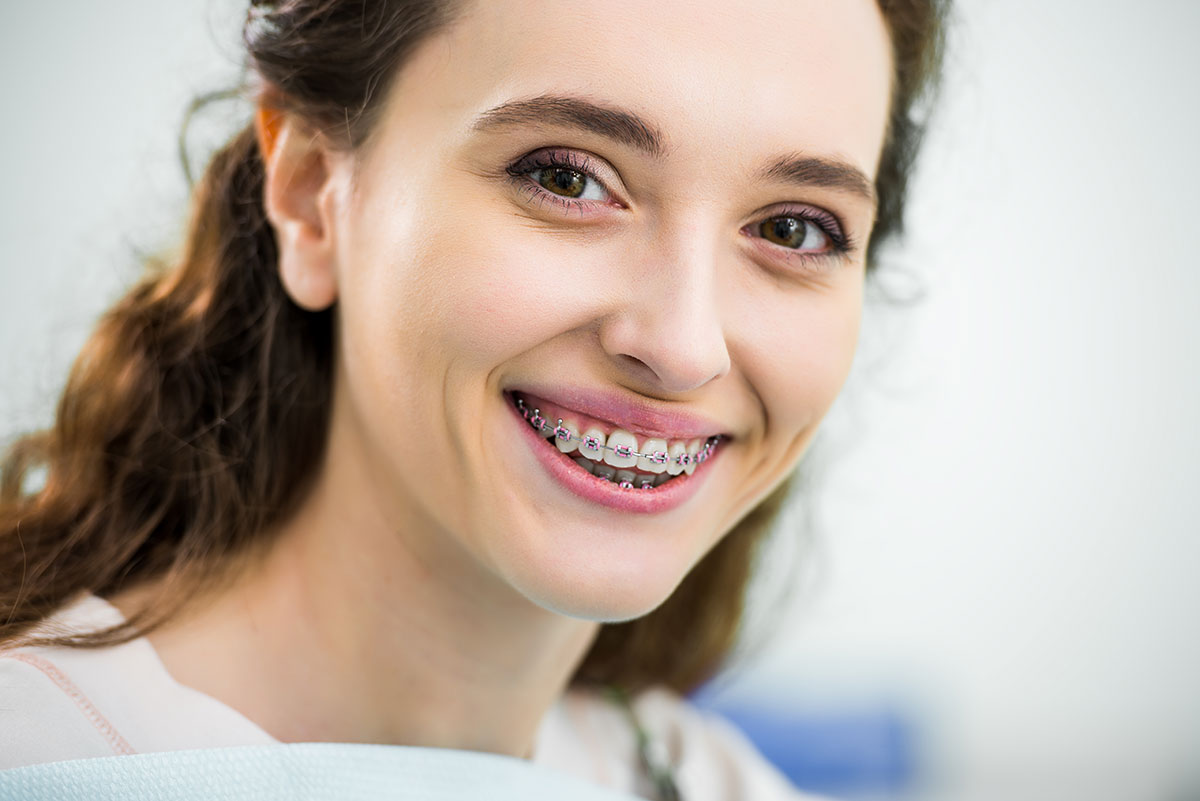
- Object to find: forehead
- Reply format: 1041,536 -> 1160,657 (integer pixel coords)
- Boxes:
378,0 -> 892,182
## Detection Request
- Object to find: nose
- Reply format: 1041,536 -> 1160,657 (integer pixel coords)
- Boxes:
597,233 -> 731,394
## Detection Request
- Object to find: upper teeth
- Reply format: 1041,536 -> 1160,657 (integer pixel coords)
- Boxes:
515,395 -> 719,476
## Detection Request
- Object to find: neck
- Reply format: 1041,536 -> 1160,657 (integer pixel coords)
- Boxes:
114,413 -> 601,758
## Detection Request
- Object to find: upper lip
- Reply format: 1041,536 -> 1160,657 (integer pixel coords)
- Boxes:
507,385 -> 730,441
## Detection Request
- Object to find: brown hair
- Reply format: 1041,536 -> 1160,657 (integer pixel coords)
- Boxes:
0,0 -> 947,695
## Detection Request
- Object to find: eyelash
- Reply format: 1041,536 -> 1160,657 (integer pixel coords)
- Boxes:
504,148 -> 857,265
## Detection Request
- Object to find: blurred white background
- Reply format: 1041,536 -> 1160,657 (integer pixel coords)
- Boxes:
1,2 -> 1197,800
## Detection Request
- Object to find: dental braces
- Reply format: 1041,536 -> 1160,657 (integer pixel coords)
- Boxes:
515,396 -> 721,490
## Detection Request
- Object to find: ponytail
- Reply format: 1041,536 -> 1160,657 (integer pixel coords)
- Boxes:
0,124 -> 333,648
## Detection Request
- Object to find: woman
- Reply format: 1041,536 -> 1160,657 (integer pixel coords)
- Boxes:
0,0 -> 945,798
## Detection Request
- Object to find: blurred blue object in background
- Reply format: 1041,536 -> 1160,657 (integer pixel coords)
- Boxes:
690,687 -> 919,799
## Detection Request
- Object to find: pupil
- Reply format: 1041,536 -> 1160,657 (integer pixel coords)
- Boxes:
772,218 -> 799,245
546,168 -> 584,197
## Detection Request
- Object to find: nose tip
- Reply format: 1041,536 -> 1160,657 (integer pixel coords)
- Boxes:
598,291 -> 731,394
615,348 -> 731,394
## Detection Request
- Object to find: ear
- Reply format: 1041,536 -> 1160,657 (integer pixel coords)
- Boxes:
254,105 -> 341,312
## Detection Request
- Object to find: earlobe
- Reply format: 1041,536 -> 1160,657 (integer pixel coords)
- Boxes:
254,105 -> 340,312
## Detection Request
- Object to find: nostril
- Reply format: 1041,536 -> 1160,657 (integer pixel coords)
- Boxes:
616,353 -> 657,380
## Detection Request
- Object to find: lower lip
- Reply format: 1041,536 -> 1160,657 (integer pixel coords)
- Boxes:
505,394 -> 719,515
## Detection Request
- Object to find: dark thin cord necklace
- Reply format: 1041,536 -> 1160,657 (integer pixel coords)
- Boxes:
603,686 -> 682,801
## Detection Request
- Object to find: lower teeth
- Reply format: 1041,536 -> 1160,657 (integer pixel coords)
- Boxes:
555,438 -> 678,488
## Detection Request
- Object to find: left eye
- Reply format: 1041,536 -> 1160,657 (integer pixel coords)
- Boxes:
758,216 -> 830,251
529,166 -> 610,202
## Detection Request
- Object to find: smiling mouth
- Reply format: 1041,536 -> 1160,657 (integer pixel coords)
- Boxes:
508,391 -> 721,490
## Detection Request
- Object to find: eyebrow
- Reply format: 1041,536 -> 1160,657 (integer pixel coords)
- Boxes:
757,153 -> 876,206
471,93 -> 877,206
473,94 -> 668,159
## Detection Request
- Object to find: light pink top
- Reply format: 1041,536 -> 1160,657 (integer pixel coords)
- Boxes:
0,595 -> 818,800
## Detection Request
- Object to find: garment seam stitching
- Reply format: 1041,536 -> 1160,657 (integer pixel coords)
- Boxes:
6,652 -> 137,756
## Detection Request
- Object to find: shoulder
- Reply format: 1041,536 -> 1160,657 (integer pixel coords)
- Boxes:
0,595 -> 275,770
0,595 -> 141,768
540,685 -> 827,801
0,649 -> 130,768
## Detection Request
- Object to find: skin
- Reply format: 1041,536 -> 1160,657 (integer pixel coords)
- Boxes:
115,0 -> 891,760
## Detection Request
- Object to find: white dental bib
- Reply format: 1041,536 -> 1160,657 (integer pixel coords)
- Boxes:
0,741 -> 645,800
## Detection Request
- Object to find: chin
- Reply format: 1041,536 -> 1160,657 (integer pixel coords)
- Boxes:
498,523 -> 697,623
524,584 -> 674,624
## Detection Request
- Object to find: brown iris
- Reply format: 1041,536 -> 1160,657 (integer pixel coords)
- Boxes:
537,167 -> 587,198
760,217 -> 809,248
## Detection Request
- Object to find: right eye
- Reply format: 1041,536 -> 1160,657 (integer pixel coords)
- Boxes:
529,166 -> 609,202
506,148 -> 619,212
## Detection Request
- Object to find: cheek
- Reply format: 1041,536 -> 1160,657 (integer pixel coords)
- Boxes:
336,165 -> 622,422
398,217 -> 620,370
738,282 -> 863,436
424,245 -> 566,365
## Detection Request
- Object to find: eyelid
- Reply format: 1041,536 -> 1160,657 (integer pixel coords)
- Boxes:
765,203 -> 850,248
740,206 -> 859,271
505,147 -> 626,208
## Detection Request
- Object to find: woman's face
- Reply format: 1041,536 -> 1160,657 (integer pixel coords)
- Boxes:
320,0 -> 891,620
